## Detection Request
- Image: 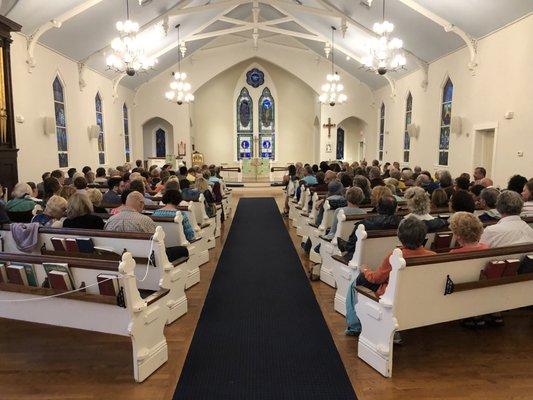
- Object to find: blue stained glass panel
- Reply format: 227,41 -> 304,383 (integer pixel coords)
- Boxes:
405,112 -> 411,128
156,128 -> 166,157
96,112 -> 103,129
54,102 -> 65,127
99,152 -> 105,165
379,151 -> 383,161
379,135 -> 384,148
53,78 -> 64,102
441,102 -> 452,126
240,100 -> 251,127
124,119 -> 129,135
439,151 -> 448,166
58,153 -> 68,168
380,119 -> 384,133
95,94 -> 102,112
443,79 -> 453,103
406,93 -> 412,112
123,103 -> 128,118
439,127 -> 450,150
380,103 -> 385,118
403,151 -> 410,163
56,127 -> 67,151
404,132 -> 410,149
246,68 -> 264,88
98,132 -> 105,152
259,87 -> 275,132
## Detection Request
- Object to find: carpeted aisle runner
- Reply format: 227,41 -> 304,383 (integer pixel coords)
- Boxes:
173,198 -> 356,399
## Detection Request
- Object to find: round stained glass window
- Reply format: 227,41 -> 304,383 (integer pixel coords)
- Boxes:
246,68 -> 264,88
262,140 -> 271,149
241,140 -> 250,149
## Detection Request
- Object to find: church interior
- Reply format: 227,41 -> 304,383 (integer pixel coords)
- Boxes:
0,1 -> 532,399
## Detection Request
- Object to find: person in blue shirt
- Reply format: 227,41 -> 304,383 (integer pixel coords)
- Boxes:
152,189 -> 196,241
301,165 -> 318,186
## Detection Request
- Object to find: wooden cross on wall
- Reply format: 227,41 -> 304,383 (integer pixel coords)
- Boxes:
323,118 -> 336,138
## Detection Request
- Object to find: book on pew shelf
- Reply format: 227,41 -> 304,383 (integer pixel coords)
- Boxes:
438,214 -> 451,219
432,233 -> 453,250
481,260 -> 506,280
64,238 -> 79,252
10,263 -> 38,287
43,263 -> 75,289
50,237 -> 66,251
48,271 -> 73,291
6,265 -> 28,286
519,254 -> 533,275
93,246 -> 120,256
0,262 -> 7,284
503,259 -> 521,276
97,274 -> 119,296
76,238 -> 95,253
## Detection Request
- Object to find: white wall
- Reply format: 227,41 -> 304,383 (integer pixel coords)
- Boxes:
10,33 -> 135,182
373,15 -> 533,187
133,39 -> 377,166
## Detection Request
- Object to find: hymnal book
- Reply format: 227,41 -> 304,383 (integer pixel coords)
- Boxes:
97,274 -> 119,296
503,259 -> 521,276
94,246 -> 120,258
64,238 -> 79,252
76,238 -> 95,253
43,263 -> 75,289
432,233 -> 453,250
11,263 -> 38,287
0,262 -> 8,283
481,260 -> 506,280
50,237 -> 66,251
48,271 -> 73,291
6,265 -> 28,286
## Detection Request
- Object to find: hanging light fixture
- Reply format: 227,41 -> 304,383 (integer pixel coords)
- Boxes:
106,0 -> 158,76
319,26 -> 347,107
165,24 -> 194,105
361,0 -> 406,75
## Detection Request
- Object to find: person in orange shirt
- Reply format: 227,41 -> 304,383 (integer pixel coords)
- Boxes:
449,211 -> 489,253
346,217 -> 436,338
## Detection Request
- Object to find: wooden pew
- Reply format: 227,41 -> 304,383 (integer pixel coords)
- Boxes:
356,244 -> 533,377
0,225 -> 189,321
0,252 -> 169,382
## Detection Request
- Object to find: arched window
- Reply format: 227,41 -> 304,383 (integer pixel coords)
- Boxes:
53,76 -> 68,168
404,92 -> 412,163
439,78 -> 453,166
155,128 -> 166,158
95,93 -> 105,165
123,103 -> 130,162
378,103 -> 385,161
236,87 -> 252,133
258,87 -> 274,133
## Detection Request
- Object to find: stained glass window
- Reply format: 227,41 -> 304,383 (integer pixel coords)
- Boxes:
155,128 -> 166,157
439,78 -> 453,166
259,87 -> 274,133
95,93 -> 105,165
123,103 -> 130,162
246,68 -> 264,88
404,92 -> 412,163
53,77 -> 68,168
378,103 -> 385,161
236,87 -> 252,133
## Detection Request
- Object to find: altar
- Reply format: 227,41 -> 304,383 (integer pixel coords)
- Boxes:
242,158 -> 270,182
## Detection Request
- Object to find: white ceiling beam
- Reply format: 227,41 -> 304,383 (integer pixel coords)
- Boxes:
262,16 -> 294,25
259,25 -> 322,42
187,25 -> 253,41
26,0 -> 105,71
396,0 -> 478,72
265,0 -> 340,19
169,0 -> 248,16
219,16 -> 250,25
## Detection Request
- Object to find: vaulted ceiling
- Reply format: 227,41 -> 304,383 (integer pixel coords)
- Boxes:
3,0 -> 532,90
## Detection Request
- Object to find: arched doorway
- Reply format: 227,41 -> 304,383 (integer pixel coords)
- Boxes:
141,117 -> 174,160
337,116 -> 368,162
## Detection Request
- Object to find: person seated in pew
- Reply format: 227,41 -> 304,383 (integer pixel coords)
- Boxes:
450,189 -> 476,213
36,172 -> 50,199
430,188 -> 449,209
449,212 -> 489,253
369,186 -> 393,213
436,170 -> 454,199
340,196 -> 401,261
0,182 -> 6,206
64,168 -> 77,186
27,182 -> 40,201
105,191 -> 156,233
389,169 -> 406,191
58,185 -> 76,201
94,167 -> 107,184
403,187 -> 447,231
346,217 -> 436,338
63,193 -> 105,230
195,177 -> 217,218
110,189 -> 132,216
454,175 -> 470,192
129,179 -> 155,205
368,166 -> 385,188
74,176 -> 88,195
353,175 -> 372,205
385,181 -> 404,204
31,195 -> 67,227
469,184 -> 485,207
478,187 -> 501,222
5,182 -> 37,223
301,165 -> 318,186
102,177 -> 124,205
152,190 -> 196,242
42,177 -> 61,204
0,200 -> 9,224
312,172 -> 328,192
85,170 -> 95,184
180,179 -> 200,202
522,179 -> 533,217
480,190 -> 533,247
87,188 -> 107,213
323,187 -> 367,241
314,180 -> 345,227
507,174 -> 528,194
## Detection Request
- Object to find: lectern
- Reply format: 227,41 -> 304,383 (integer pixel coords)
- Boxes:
0,15 -> 21,194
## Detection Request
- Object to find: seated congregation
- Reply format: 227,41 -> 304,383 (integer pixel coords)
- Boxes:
284,160 -> 533,377
0,161 -> 231,382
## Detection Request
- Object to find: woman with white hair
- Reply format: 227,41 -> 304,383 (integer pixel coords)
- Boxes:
5,182 -> 36,222
403,186 -> 447,231
32,195 -> 67,227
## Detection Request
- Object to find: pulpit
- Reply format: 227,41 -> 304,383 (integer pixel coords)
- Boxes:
0,16 -> 21,194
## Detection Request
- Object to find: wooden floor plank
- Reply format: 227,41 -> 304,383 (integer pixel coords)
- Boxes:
1,187 -> 532,400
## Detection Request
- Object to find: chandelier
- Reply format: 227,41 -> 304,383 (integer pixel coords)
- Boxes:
165,24 -> 194,105
361,0 -> 406,75
106,0 -> 158,76
319,26 -> 347,107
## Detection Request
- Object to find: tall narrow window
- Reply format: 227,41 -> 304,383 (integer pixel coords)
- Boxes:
236,87 -> 253,160
378,103 -> 385,161
258,87 -> 275,159
123,103 -> 130,162
404,92 -> 412,163
53,77 -> 68,168
95,93 -> 105,165
439,78 -> 453,166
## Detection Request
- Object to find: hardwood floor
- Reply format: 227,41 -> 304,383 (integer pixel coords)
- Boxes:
1,187 -> 532,399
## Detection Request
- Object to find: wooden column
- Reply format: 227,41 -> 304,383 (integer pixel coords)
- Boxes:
0,15 -> 21,194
